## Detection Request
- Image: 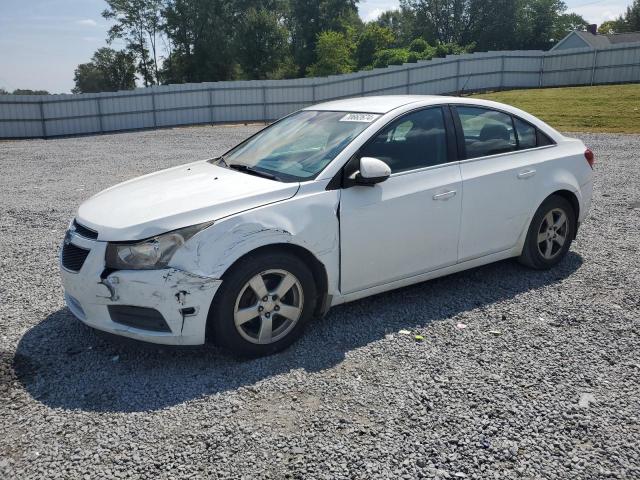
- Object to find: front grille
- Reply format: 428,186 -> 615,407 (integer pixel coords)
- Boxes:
73,219 -> 98,239
61,243 -> 90,272
108,305 -> 172,332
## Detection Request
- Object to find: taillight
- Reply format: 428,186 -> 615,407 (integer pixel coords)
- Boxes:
584,148 -> 595,169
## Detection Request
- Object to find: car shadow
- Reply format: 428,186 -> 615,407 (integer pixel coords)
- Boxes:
13,253 -> 583,413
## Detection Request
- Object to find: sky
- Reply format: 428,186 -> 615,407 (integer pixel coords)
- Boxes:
0,0 -> 631,94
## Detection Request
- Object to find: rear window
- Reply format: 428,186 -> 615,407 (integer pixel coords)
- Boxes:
455,106 -> 556,159
456,106 -> 517,159
537,130 -> 555,146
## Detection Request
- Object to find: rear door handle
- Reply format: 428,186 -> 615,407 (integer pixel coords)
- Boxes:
433,190 -> 457,201
517,169 -> 537,179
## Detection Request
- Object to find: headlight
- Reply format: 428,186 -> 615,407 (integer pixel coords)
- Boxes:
105,221 -> 213,270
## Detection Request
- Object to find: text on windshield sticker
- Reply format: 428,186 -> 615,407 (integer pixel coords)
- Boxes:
339,113 -> 380,123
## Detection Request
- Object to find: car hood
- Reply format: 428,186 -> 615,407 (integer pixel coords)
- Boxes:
76,161 -> 299,241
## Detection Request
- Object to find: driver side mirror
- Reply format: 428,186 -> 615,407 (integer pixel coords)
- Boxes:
353,157 -> 391,186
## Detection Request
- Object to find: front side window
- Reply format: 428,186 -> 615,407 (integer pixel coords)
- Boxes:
359,107 -> 448,173
457,106 -> 517,159
221,110 -> 376,181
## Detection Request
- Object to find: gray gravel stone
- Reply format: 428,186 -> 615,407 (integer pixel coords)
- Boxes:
0,126 -> 638,479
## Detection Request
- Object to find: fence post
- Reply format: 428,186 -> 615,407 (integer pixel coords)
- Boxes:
96,98 -> 104,133
38,99 -> 47,139
150,88 -> 157,127
312,82 -> 316,103
262,86 -> 267,121
500,54 -> 505,90
360,76 -> 365,96
538,55 -> 545,88
406,67 -> 411,94
590,50 -> 598,86
455,59 -> 461,93
208,89 -> 214,124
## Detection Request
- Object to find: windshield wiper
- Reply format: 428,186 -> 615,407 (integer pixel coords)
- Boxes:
228,163 -> 280,181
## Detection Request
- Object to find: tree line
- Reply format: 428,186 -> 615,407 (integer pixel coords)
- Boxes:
24,0 -> 640,94
599,0 -> 640,34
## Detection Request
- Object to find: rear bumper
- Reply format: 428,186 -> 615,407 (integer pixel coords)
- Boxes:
60,232 -> 221,345
578,178 -> 593,224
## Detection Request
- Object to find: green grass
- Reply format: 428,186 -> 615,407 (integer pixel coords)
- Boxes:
471,84 -> 640,133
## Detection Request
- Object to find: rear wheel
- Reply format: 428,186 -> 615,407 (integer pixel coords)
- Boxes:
208,251 -> 317,357
519,195 -> 575,270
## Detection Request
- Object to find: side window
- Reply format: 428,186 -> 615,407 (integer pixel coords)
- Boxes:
537,130 -> 555,146
359,107 -> 448,173
514,118 -> 537,149
457,106 -> 517,159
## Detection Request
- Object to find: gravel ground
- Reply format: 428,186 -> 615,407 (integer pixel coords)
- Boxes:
0,126 -> 638,479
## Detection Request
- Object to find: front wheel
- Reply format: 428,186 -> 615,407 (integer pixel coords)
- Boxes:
207,251 -> 317,357
519,195 -> 576,270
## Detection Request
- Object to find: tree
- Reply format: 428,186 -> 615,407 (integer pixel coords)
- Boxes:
402,0 -> 516,48
236,8 -> 288,79
10,89 -> 50,95
611,0 -> 640,32
287,0 -> 360,76
0,88 -> 7,95
404,0 -> 474,45
400,0 -> 579,51
355,23 -> 395,68
598,20 -> 623,35
514,0 -> 568,50
307,31 -> 354,76
409,38 -> 429,53
552,12 -> 588,42
376,8 -> 416,46
372,48 -> 410,68
73,48 -> 137,93
102,0 -> 166,86
466,0 -> 519,50
163,0 -> 238,83
624,0 -> 640,31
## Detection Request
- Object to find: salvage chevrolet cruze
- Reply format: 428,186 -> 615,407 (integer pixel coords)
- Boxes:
60,96 -> 594,356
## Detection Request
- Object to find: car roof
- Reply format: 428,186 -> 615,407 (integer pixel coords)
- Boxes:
305,95 -> 519,114
305,95 -> 443,113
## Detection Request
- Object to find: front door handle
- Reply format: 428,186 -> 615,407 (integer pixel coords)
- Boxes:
517,169 -> 537,179
433,190 -> 457,201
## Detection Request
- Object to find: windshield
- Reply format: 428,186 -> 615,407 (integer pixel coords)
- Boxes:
219,110 -> 379,181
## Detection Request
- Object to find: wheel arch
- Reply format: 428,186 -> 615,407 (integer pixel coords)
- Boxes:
518,189 -> 579,269
552,189 -> 580,223
217,243 -> 330,318
519,188 -> 581,255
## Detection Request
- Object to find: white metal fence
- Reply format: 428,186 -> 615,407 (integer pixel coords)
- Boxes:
1,43 -> 639,139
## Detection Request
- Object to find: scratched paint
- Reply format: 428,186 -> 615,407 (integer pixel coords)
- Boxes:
170,183 -> 341,296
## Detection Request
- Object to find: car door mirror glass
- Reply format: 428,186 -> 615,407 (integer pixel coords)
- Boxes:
355,157 -> 391,185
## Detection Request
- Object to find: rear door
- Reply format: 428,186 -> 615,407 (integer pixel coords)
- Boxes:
339,106 -> 462,294
452,105 -> 553,261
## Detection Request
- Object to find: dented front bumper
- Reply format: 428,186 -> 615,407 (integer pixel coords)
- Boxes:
60,232 -> 221,345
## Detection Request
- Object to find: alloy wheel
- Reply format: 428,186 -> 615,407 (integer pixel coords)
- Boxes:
536,208 -> 569,260
233,269 -> 304,345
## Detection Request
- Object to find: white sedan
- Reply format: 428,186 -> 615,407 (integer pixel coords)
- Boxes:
60,95 -> 594,356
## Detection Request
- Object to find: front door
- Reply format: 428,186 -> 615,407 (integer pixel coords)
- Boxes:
339,107 -> 462,294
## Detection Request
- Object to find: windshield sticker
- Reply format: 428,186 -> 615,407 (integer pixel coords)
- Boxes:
339,113 -> 380,123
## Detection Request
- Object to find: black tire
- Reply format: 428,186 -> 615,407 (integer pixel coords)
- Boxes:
207,251 -> 317,357
519,194 -> 576,270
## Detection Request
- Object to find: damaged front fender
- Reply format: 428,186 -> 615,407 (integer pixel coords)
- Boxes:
169,184 -> 341,297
